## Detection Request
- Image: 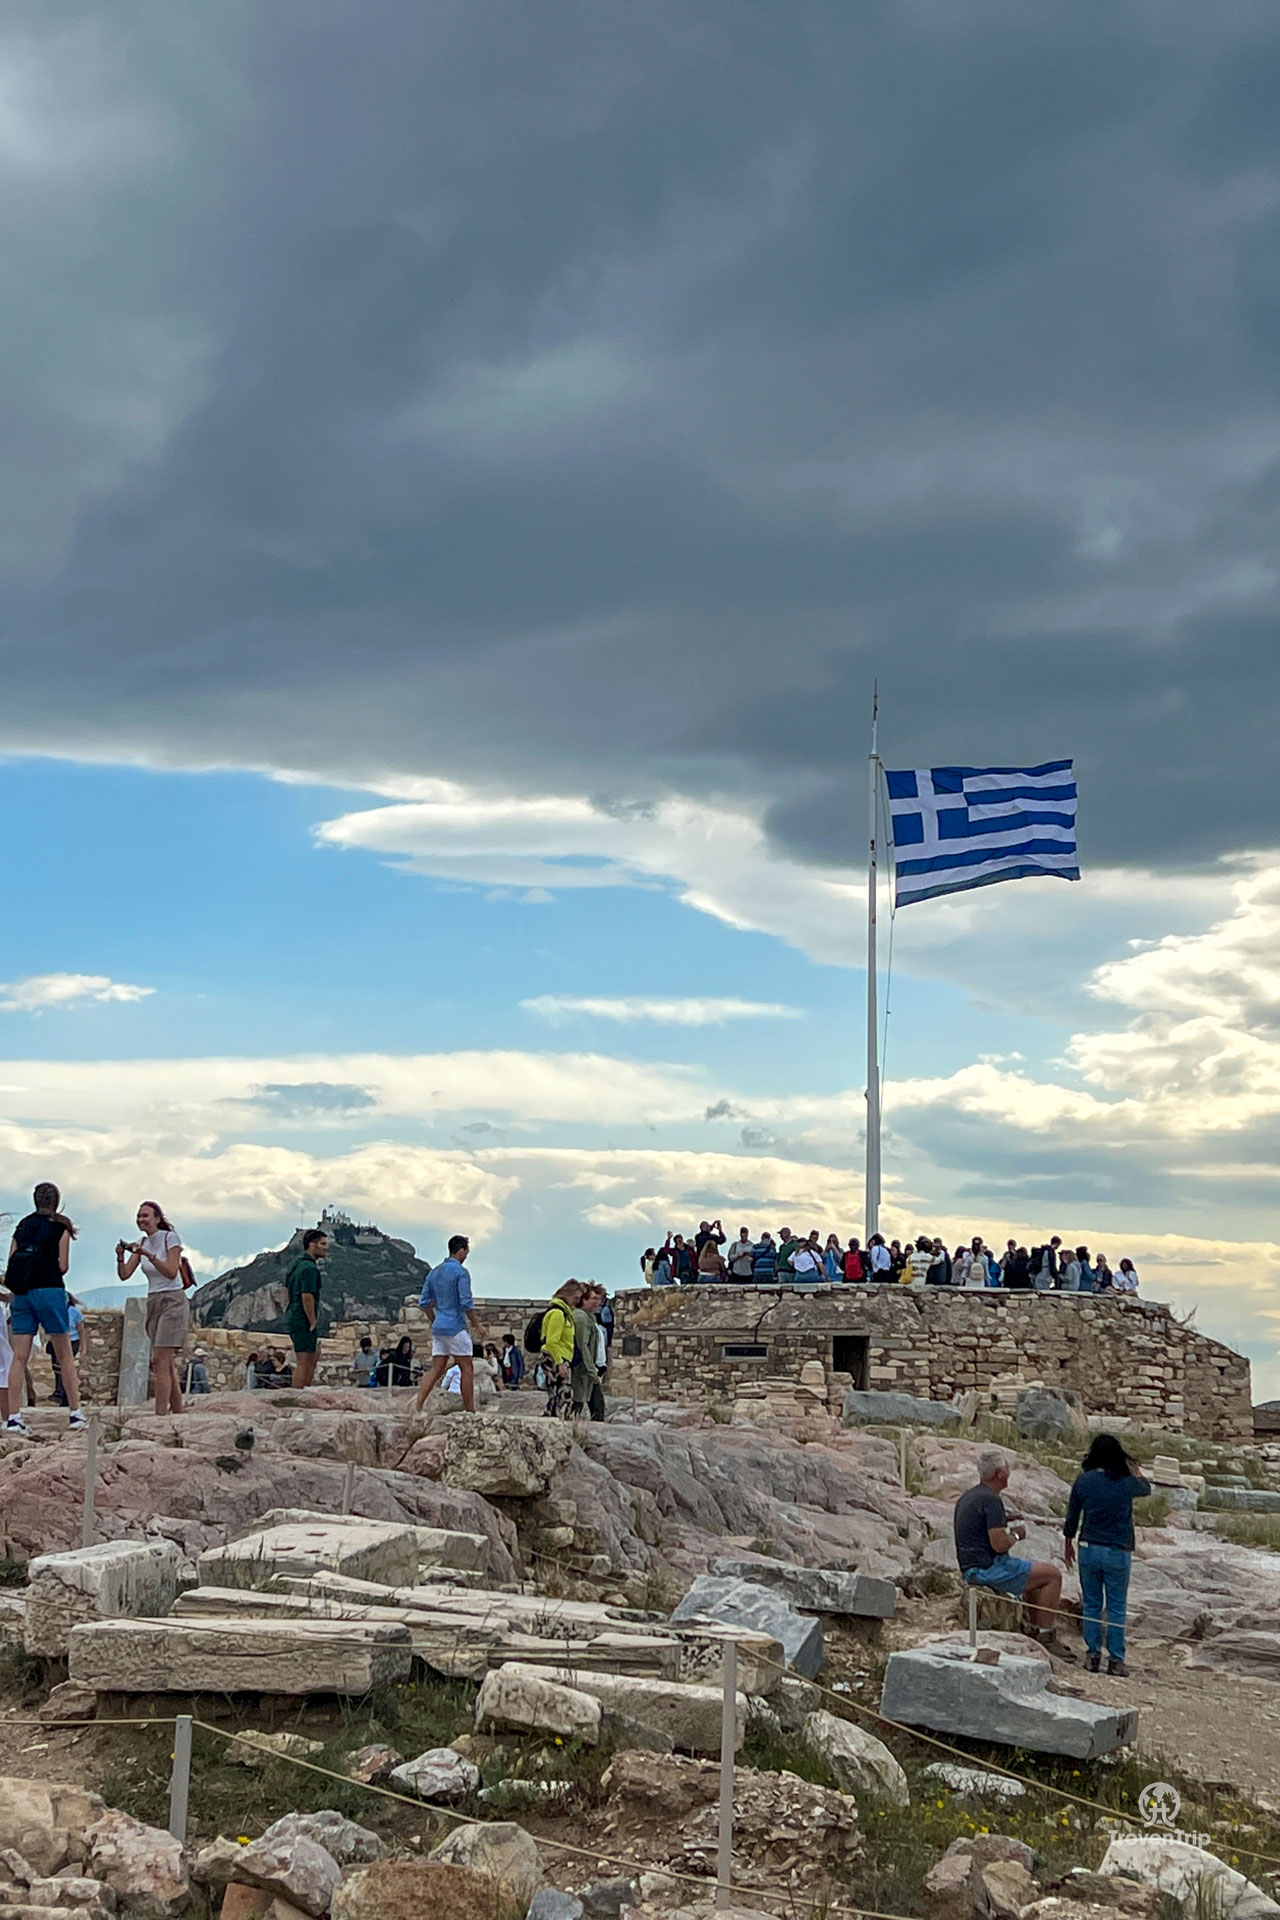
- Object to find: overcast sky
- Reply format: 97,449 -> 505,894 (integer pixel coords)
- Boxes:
5,3 -> 1280,1387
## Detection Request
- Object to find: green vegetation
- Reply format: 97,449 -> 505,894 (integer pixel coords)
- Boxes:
0,1554 -> 28,1587
1213,1511 -> 1280,1552
1132,1490 -> 1171,1527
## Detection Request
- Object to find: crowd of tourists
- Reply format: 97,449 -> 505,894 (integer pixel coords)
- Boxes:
639,1220 -> 1141,1295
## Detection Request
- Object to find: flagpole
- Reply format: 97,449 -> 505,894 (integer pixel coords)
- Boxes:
866,690 -> 881,1239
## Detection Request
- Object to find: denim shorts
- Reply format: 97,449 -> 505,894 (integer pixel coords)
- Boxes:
10,1288 -> 73,1338
963,1554 -> 1034,1597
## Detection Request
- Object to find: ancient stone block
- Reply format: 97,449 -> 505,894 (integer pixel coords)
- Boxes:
843,1389 -> 960,1427
68,1617 -> 413,1695
880,1647 -> 1138,1759
441,1414 -> 573,1496
24,1542 -> 181,1657
476,1666 -> 603,1743
494,1661 -> 742,1755
670,1575 -> 824,1678
198,1520 -> 420,1592
711,1557 -> 895,1619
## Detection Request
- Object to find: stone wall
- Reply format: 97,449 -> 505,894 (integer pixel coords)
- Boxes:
605,1284 -> 1253,1441
52,1293 -> 542,1401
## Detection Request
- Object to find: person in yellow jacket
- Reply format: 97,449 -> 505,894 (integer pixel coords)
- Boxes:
540,1279 -> 582,1418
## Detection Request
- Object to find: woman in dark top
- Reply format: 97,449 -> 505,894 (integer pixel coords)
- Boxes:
1063,1433 -> 1151,1676
377,1335 -> 415,1387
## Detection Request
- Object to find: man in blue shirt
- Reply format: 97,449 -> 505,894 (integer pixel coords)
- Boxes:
415,1235 -> 480,1411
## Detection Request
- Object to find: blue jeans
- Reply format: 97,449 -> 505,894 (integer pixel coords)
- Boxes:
1078,1543 -> 1131,1660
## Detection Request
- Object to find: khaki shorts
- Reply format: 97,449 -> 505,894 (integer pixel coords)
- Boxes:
146,1290 -> 190,1351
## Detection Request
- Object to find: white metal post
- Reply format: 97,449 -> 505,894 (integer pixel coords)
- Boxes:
168,1714 -> 193,1843
866,697 -> 882,1240
81,1414 -> 97,1549
716,1638 -> 738,1910
341,1458 -> 356,1515
898,1428 -> 908,1490
968,1585 -> 978,1650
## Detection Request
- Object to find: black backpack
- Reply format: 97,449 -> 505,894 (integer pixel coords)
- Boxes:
522,1309 -> 547,1355
5,1215 -> 62,1296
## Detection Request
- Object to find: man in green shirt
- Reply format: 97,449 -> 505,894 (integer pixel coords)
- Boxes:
776,1228 -> 802,1283
285,1228 -> 327,1387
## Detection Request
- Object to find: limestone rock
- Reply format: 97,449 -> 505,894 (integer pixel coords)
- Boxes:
944,1835 -> 1035,1872
342,1745 -> 403,1786
843,1389 -> 960,1427
801,1711 -> 909,1805
24,1542 -> 181,1657
84,1811 -> 188,1917
256,1815 -> 386,1868
38,1683 -> 98,1724
923,1762 -> 1027,1807
1186,1631 -> 1280,1678
427,1822 -> 542,1907
228,1834 -> 341,1919
192,1840 -> 247,1889
26,1879 -> 117,1913
494,1662 -> 741,1755
331,1859 -> 506,1920
68,1617 -> 412,1695
1100,1836 -> 1280,1919
198,1520 -> 419,1592
229,1731 -> 323,1767
1014,1388 -> 1082,1442
475,1667 -> 603,1744
670,1576 -> 824,1678
579,1882 -> 636,1919
414,1528 -> 490,1574
973,1859 -> 1038,1918
441,1414 -> 573,1497
711,1557 -> 896,1619
527,1894 -> 584,1920
0,1782 -> 104,1878
0,1850 -> 37,1886
1049,1868 -> 1164,1916
218,1889 -> 313,1920
881,1646 -> 1138,1759
387,1748 -> 480,1802
772,1674 -> 821,1730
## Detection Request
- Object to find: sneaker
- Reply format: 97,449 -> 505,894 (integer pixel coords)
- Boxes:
3,1414 -> 28,1435
1107,1657 -> 1129,1676
1085,1651 -> 1101,1673
68,1410 -> 87,1432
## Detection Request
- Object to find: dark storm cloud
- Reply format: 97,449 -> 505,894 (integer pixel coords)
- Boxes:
6,0 -> 1280,867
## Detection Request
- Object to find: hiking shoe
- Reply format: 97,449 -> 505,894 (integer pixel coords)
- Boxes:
68,1410 -> 87,1431
1085,1650 -> 1101,1673
1107,1657 -> 1129,1676
3,1415 -> 28,1435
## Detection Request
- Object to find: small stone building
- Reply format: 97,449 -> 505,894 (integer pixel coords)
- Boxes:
605,1283 -> 1253,1441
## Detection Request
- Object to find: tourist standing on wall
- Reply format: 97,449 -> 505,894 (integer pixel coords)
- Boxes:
697,1235 -> 727,1283
415,1233 -> 479,1411
4,1184 -> 85,1433
1063,1433 -> 1151,1675
727,1228 -> 756,1281
866,1233 -> 892,1281
1114,1259 -> 1139,1294
842,1238 -> 865,1282
117,1201 -> 193,1415
279,1226 -> 327,1389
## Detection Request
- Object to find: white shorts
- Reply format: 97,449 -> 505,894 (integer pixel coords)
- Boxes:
431,1330 -> 474,1358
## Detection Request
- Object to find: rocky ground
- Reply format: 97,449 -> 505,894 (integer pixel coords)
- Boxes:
2,1385 -> 1280,1918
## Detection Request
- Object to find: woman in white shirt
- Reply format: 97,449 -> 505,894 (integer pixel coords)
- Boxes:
117,1201 -> 190,1416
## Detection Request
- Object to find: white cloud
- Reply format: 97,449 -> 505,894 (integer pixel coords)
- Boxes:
0,973 -> 154,1013
521,994 -> 802,1027
316,782 -> 863,963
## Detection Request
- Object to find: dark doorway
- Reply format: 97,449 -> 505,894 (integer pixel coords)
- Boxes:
832,1335 -> 869,1390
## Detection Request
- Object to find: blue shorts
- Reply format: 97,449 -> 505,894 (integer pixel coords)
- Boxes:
964,1554 -> 1033,1598
10,1289 -> 72,1339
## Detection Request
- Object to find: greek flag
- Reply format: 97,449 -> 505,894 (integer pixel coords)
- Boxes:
885,761 -> 1079,907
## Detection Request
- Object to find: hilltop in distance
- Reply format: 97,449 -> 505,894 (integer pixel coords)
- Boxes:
191,1209 -> 429,1333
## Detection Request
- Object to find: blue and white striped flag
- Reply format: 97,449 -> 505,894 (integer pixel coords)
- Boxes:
885,761 -> 1079,907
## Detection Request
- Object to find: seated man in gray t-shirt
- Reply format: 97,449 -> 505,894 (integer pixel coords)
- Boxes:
954,1451 -> 1068,1652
